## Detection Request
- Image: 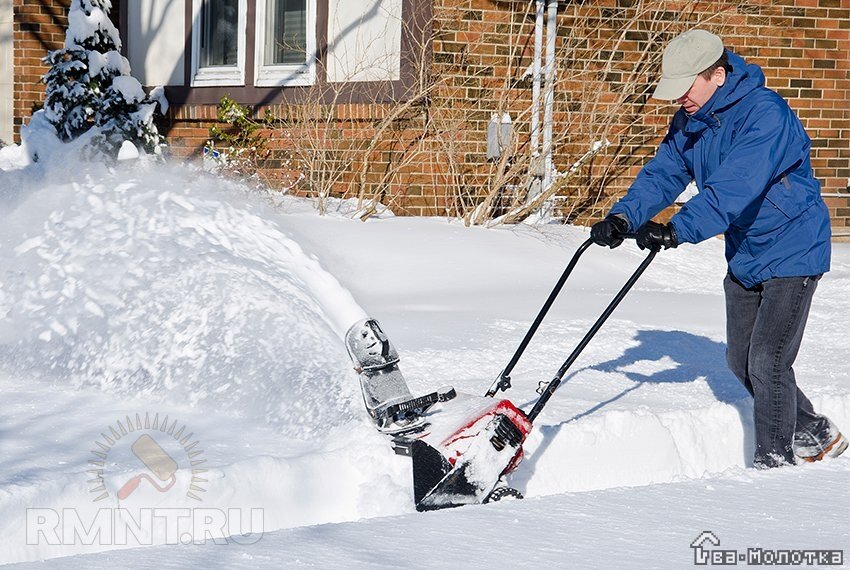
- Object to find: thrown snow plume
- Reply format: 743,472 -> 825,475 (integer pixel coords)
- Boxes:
0,163 -> 366,439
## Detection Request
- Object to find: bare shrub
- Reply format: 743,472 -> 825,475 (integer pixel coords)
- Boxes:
216,1 -> 745,225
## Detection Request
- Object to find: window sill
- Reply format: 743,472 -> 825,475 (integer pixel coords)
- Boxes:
255,66 -> 315,88
192,68 -> 245,87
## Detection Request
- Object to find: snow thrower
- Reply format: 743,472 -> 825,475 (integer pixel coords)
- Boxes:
345,236 -> 656,511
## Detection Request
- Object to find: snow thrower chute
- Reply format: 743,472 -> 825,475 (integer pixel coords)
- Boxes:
345,236 -> 657,511
345,319 -> 458,435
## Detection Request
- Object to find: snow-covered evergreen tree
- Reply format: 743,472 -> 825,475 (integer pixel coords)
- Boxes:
41,0 -> 165,157
94,77 -> 166,156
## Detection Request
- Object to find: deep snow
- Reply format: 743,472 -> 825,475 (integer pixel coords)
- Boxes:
21,458 -> 850,569
0,151 -> 848,566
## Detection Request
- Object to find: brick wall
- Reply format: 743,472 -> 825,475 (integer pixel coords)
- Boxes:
12,0 -> 850,231
13,0 -> 68,133
423,0 -> 850,227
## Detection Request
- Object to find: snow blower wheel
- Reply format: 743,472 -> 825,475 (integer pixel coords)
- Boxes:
484,487 -> 524,503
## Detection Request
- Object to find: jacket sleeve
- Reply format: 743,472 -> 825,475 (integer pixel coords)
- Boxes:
609,117 -> 692,231
670,102 -> 801,244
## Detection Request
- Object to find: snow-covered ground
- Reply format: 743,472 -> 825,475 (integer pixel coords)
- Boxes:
1,151 -> 848,567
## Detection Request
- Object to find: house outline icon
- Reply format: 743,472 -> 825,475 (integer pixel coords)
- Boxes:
691,531 -> 721,549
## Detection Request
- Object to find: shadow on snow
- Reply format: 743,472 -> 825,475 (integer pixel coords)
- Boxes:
517,329 -> 756,487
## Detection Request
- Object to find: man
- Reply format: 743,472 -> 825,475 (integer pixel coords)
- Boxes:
590,29 -> 846,468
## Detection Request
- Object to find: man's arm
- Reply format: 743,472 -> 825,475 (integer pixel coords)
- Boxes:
609,116 -> 693,231
670,102 -> 802,244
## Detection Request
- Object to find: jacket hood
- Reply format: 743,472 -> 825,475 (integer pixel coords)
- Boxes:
714,50 -> 764,110
686,50 -> 764,128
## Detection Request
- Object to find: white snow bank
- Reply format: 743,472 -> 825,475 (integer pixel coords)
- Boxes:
516,393 -> 850,496
0,162 -> 366,439
0,418 -> 411,564
29,455 -> 850,569
0,142 -> 29,171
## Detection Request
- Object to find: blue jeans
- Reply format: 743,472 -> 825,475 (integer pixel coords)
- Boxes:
724,273 -> 822,467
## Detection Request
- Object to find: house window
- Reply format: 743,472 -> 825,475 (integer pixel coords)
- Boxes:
191,0 -> 247,86
255,0 -> 316,87
265,0 -> 306,65
158,0 -> 427,104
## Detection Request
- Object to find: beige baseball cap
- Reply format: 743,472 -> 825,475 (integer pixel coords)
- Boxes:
652,29 -> 724,100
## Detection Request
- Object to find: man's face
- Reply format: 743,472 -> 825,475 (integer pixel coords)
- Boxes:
676,68 -> 726,115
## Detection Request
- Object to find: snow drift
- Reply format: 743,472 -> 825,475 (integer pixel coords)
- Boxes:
0,162 -> 366,439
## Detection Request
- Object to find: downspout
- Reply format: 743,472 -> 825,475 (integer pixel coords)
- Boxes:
523,0 -> 546,207
530,0 -> 544,156
542,0 -> 558,193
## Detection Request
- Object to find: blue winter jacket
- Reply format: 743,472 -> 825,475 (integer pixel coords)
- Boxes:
609,50 -> 831,288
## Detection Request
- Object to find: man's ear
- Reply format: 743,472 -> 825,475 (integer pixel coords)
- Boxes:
714,67 -> 727,87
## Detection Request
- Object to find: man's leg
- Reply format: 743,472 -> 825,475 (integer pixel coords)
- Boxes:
723,273 -> 759,395
724,274 -> 823,465
745,276 -> 820,467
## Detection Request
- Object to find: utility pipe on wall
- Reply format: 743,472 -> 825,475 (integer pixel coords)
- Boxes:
542,0 -> 558,192
530,0 -> 544,156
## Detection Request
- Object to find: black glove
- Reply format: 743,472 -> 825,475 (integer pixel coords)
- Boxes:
590,215 -> 629,248
635,221 -> 678,251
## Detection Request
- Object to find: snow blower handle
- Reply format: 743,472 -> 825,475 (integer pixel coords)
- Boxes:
486,238 -> 595,397
486,234 -> 652,398
525,245 -> 657,422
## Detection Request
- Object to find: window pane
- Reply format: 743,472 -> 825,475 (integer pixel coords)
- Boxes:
264,0 -> 307,65
201,0 -> 239,67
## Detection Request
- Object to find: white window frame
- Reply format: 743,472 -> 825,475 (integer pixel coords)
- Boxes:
254,0 -> 317,87
191,0 -> 248,87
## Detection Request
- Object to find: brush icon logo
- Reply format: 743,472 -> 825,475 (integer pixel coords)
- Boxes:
116,435 -> 178,499
89,413 -> 208,502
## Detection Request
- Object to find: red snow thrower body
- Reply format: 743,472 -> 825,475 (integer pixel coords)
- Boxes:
410,398 -> 532,510
438,399 -> 531,473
